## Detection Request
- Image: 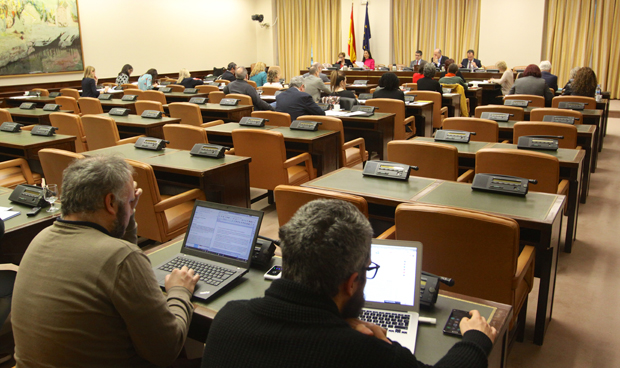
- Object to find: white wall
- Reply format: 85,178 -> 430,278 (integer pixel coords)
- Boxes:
253,0 -> 276,66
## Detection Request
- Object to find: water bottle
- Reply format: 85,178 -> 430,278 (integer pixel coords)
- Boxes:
595,84 -> 602,102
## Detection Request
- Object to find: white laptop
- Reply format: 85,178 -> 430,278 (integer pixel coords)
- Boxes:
360,239 -> 423,353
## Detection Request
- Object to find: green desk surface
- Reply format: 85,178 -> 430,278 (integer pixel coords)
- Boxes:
99,99 -> 137,106
413,137 -> 492,153
306,168 -> 436,201
524,106 -> 603,116
84,144 -> 179,160
0,130 -> 76,146
489,143 -> 579,162
99,113 -> 180,125
335,112 -> 395,121
205,123 -> 277,133
271,127 -> 337,139
497,121 -> 594,133
140,151 -> 249,172
6,107 -> 73,116
0,190 -> 59,231
163,92 -> 208,98
8,96 -> 56,103
418,181 -> 558,222
199,103 -> 252,111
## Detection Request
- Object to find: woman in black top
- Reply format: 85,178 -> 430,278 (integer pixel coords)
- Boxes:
81,66 -> 107,98
334,52 -> 354,68
417,63 -> 443,95
329,71 -> 357,99
372,72 -> 404,101
177,68 -> 204,89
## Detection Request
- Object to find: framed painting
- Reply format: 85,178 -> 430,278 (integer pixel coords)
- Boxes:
0,0 -> 84,77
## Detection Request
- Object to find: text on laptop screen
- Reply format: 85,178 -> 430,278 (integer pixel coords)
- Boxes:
184,206 -> 260,262
364,244 -> 418,307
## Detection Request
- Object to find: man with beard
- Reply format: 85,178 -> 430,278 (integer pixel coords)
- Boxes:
12,156 -> 200,368
201,199 -> 496,368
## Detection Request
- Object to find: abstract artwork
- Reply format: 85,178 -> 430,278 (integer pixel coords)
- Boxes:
0,0 -> 84,77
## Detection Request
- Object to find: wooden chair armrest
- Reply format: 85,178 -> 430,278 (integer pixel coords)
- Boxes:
457,169 -> 475,183
500,140 -> 510,143
440,106 -> 448,116
575,145 -> 582,150
154,188 -> 205,212
283,152 -> 315,179
0,158 -> 36,184
117,135 -> 144,145
225,148 -> 235,155
21,125 -> 34,131
377,226 -> 396,239
200,119 -> 225,128
513,245 -> 535,289
403,116 -> 416,135
557,179 -> 569,196
0,263 -> 18,273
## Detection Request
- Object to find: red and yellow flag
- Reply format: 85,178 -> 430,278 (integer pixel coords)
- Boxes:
348,4 -> 357,63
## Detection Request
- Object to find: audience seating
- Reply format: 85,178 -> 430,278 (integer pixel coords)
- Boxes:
247,80 -> 257,89
123,89 -> 145,100
0,159 -> 42,188
55,96 -> 81,115
195,85 -> 220,94
0,109 -> 12,122
552,96 -> 597,109
135,101 -> 164,115
529,107 -> 583,124
475,105 -> 525,121
49,113 -> 88,152
163,125 -> 210,150
504,94 -> 545,108
168,102 -> 223,128
143,90 -> 167,105
121,84 -> 138,90
38,149 -> 85,195
81,115 -> 142,150
166,84 -> 185,92
365,98 -> 416,140
442,117 -> 499,142
77,97 -> 104,115
208,91 -> 225,104
402,83 -> 418,90
59,88 -> 80,100
260,86 -> 282,96
31,88 -> 49,96
216,79 -> 230,85
251,111 -> 290,127
225,93 -> 252,106
405,91 -> 448,131
513,122 -> 579,149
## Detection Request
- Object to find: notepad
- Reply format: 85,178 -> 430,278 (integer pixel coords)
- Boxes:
0,211 -> 20,221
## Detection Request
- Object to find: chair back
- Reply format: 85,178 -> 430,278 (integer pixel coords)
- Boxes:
504,94 -> 545,108
402,83 -> 418,90
297,115 -> 345,160
122,84 -> 138,90
365,98 -> 413,140
135,101 -> 164,115
251,111 -> 291,127
38,149 -> 84,195
143,90 -> 167,105
59,88 -> 80,100
260,86 -> 282,96
209,91 -> 225,104
475,148 -> 559,194
552,95 -> 597,109
77,97 -> 104,115
406,91 -> 443,129
216,79 -> 230,85
31,88 -> 49,96
81,115 -> 122,150
387,140 -> 459,180
49,113 -> 88,152
123,89 -> 145,100
274,185 -> 368,226
394,203 -> 519,305
231,129 -> 288,190
163,125 -> 209,150
102,83 -> 117,88
55,96 -> 80,115
226,93 -> 253,106
0,109 -> 13,122
442,117 -> 499,142
247,80 -> 257,89
475,105 -> 524,121
168,102 -> 204,126
166,84 -> 185,92
196,85 -> 219,94
125,159 -> 164,241
513,122 -> 578,149
529,107 -> 583,124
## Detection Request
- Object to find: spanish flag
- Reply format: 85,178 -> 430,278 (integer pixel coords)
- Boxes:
348,4 -> 356,63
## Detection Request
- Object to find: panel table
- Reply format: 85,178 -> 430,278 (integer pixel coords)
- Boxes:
98,113 -> 181,139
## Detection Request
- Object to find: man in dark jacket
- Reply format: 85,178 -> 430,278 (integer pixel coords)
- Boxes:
275,76 -> 325,120
223,67 -> 274,111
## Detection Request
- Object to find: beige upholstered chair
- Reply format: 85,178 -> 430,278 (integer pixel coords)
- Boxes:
77,97 -> 104,115
81,115 -> 142,150
163,125 -> 210,150
0,159 -> 42,188
49,113 -> 88,152
38,149 -> 85,195
442,117 -> 499,143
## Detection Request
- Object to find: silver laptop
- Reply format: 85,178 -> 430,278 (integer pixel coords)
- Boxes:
361,239 -> 422,352
152,200 -> 263,301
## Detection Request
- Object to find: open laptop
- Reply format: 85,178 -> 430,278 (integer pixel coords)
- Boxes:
152,200 -> 263,301
360,239 -> 422,353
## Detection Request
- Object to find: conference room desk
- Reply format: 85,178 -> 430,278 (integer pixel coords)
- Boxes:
466,87 -> 483,111
162,92 -> 209,103
316,70 -> 506,87
203,123 -> 339,176
345,83 -> 378,94
4,107 -> 73,125
405,101 -> 434,137
325,111 -> 396,160
163,103 -> 252,123
0,130 -> 76,173
302,167 -> 564,345
99,99 -> 137,114
146,240 -> 512,368
5,95 -> 57,108
470,82 -> 503,105
0,187 -> 60,264
84,144 -> 252,208
97,113 -> 181,139
442,93 -> 461,117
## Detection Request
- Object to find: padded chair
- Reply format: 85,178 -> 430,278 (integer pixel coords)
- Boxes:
123,89 -> 145,100
101,82 -> 117,88
405,91 -> 448,130
273,185 -> 369,226
504,94 -> 545,108
529,107 -> 582,124
135,101 -> 164,115
163,125 -> 210,150
231,130 -> 316,202
216,79 -> 230,85
77,97 -> 104,115
475,105 -> 524,121
209,91 -> 225,104
442,117 -> 499,143
512,65 -> 528,73
126,159 -> 205,243
402,83 -> 418,90
31,88 -> 49,96
379,203 -> 535,331
475,148 -> 569,195
38,149 -> 85,195
513,122 -> 579,149
196,85 -> 220,94
49,113 -> 88,152
143,90 -> 167,105
387,140 -> 473,182
225,93 -> 253,106
552,96 -> 597,110
251,111 -> 290,127
168,102 -> 224,128
297,115 -> 368,168
247,80 -> 258,89
365,98 -> 416,140
55,96 -> 81,115
0,158 -> 42,188
121,84 -> 138,90
81,115 -> 142,150
260,86 -> 282,96
59,88 -> 80,100
166,84 -> 185,92
0,109 -> 12,122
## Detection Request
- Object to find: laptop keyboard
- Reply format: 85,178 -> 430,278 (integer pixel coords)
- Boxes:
360,310 -> 410,334
158,257 -> 237,286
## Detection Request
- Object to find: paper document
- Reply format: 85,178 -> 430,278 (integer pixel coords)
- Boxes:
0,211 -> 20,221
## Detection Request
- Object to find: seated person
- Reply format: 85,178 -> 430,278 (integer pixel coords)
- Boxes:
334,52 -> 354,68
330,71 -> 357,99
569,67 -> 598,97
263,69 -> 284,88
439,63 -> 468,91
201,199 -> 497,368
249,62 -> 268,87
115,64 -> 133,86
81,66 -> 108,98
432,48 -> 448,69
372,72 -> 404,101
438,59 -> 465,80
276,76 -> 325,121
303,62 -> 330,83
177,68 -> 204,89
508,64 -> 554,106
459,49 -> 481,70
539,61 -> 558,92
416,63 -> 443,95
224,66 -> 274,111
489,61 -> 514,95
303,65 -> 331,102
219,62 -> 237,82
362,50 -> 375,70
12,155 -> 199,367
138,68 -> 159,90
561,67 -> 581,95
411,71 -> 424,83
409,50 -> 427,68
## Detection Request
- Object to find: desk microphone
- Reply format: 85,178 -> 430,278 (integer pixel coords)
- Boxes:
422,271 -> 455,287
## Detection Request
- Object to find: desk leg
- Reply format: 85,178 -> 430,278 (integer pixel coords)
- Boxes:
586,119 -> 600,172
580,142 -> 591,204
200,163 -> 251,208
564,177 -> 580,253
422,108 -> 433,137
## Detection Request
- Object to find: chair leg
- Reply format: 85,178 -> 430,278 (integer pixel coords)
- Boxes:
516,296 -> 528,342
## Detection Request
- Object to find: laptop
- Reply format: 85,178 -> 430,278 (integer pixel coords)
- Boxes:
152,200 -> 263,301
360,239 -> 422,353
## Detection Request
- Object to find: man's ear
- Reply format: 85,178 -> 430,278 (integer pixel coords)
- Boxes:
104,193 -> 117,215
343,272 -> 360,298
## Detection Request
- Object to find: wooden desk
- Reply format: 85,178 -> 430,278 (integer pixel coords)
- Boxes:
466,87 -> 484,111
162,92 -> 209,103
405,101 -> 434,137
442,93 -> 461,117
84,144 -> 252,208
5,107 -> 73,125
163,103 -> 253,123
326,111 -> 396,160
5,96 -> 57,108
302,167 -> 564,346
98,113 -> 181,139
146,240 -> 512,368
0,130 -> 76,173
204,123 -> 340,176
345,83 -> 378,94
99,99 -> 137,114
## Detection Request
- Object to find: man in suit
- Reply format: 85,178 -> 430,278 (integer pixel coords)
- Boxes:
219,62 -> 236,82
303,63 -> 330,83
276,76 -> 325,121
409,50 -> 427,69
539,60 -> 558,92
432,48 -> 449,69
224,66 -> 274,111
460,50 -> 481,70
302,65 -> 331,102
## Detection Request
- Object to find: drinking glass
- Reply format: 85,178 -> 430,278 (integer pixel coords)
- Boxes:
44,184 -> 59,213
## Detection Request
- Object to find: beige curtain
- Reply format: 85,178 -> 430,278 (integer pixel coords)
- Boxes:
436,0 -> 481,66
275,0 -> 340,82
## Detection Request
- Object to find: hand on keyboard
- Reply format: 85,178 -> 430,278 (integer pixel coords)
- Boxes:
165,266 -> 200,294
347,318 -> 391,344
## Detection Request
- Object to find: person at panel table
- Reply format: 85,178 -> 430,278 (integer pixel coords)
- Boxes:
362,50 -> 375,70
459,49 -> 481,71
334,52 -> 354,69
431,48 -> 448,69
409,50 -> 427,69
81,66 -> 108,98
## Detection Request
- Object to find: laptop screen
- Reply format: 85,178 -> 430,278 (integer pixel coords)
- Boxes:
184,205 -> 261,262
364,242 -> 420,308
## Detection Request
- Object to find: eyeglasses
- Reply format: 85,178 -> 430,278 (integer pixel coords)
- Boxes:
364,262 -> 380,279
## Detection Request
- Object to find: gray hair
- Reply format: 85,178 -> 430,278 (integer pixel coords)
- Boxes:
309,65 -> 320,76
235,66 -> 247,80
569,66 -> 580,79
61,156 -> 133,216
539,60 -> 552,71
423,62 -> 437,78
279,199 -> 373,297
290,76 -> 304,88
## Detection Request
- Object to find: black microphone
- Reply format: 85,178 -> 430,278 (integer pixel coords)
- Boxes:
422,271 -> 455,287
